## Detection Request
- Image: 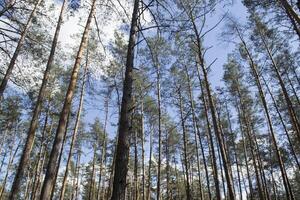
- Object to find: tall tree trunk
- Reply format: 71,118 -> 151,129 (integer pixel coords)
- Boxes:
88,146 -> 97,200
59,47 -> 88,200
96,90 -> 110,200
178,88 -> 192,200
39,1 -> 97,199
30,109 -> 50,200
225,103 -> 243,200
0,0 -> 42,100
184,65 -> 204,200
71,150 -> 81,200
110,0 -> 139,199
50,113 -> 70,200
9,1 -> 67,198
141,100 -> 145,200
196,65 -> 219,200
134,129 -> 139,200
192,14 -> 235,197
239,30 -> 294,200
146,128 -> 153,200
258,28 -> 300,142
235,99 -> 253,200
262,75 -> 300,169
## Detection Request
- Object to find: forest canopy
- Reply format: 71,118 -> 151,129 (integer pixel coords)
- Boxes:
0,0 -> 299,199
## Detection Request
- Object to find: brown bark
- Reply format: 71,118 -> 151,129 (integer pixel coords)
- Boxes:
0,0 -> 42,100
110,0 -> 139,199
59,48 -> 88,200
279,0 -> 300,26
9,1 -> 67,197
39,0 -> 97,198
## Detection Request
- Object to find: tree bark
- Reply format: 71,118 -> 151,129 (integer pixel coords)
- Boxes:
39,1 -> 97,198
110,0 -> 139,199
0,0 -> 42,100
9,1 -> 67,197
59,46 -> 88,200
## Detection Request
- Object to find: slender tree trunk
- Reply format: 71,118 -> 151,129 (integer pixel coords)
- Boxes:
262,75 -> 300,169
30,109 -> 50,200
196,64 -> 219,200
184,65 -> 204,200
240,31 -> 294,200
96,91 -> 109,200
0,0 -> 42,100
110,0 -> 139,199
0,139 -> 20,199
134,129 -> 139,200
141,100 -> 145,200
9,1 -> 67,198
152,51 -> 163,200
71,150 -> 81,200
39,1 -> 97,198
59,48 -> 88,200
259,29 -> 300,142
235,100 -> 253,200
225,103 -> 243,200
178,88 -> 192,200
146,128 -> 153,200
88,146 -> 97,200
192,15 -> 235,197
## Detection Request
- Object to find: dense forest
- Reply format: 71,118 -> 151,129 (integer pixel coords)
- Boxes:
0,0 -> 299,199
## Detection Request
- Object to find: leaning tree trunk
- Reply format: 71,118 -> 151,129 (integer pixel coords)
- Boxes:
50,114 -> 70,200
0,139 -> 20,199
110,0 -> 139,199
0,0 -> 42,100
196,65 -> 219,200
59,46 -> 88,200
279,0 -> 300,26
39,1 -> 97,199
262,76 -> 300,169
259,29 -> 300,142
9,1 -> 67,197
242,39 -> 294,200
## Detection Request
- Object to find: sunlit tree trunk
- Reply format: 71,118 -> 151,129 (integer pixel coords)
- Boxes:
10,1 -> 67,196
60,48 -> 88,200
39,1 -> 97,198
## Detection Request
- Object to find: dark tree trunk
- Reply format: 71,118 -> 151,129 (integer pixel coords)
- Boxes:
0,0 -> 42,100
110,0 -> 139,199
178,88 -> 192,200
